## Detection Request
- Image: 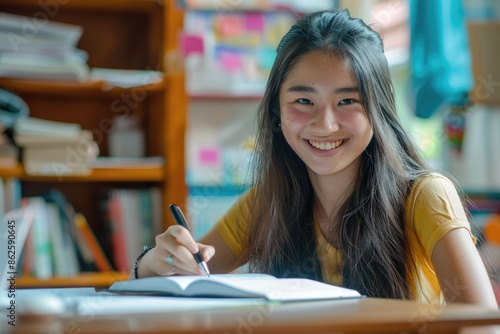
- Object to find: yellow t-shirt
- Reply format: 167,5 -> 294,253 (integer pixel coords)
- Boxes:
215,173 -> 475,303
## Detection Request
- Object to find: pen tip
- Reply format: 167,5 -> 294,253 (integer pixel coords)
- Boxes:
201,262 -> 210,277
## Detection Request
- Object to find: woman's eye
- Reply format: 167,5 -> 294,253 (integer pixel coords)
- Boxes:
296,98 -> 312,105
339,98 -> 355,105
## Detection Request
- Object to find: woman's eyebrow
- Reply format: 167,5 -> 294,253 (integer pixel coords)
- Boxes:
335,86 -> 359,94
286,85 -> 359,94
286,85 -> 316,93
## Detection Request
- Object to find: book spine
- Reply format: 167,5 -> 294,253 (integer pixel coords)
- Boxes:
46,202 -> 69,276
74,212 -> 113,272
108,191 -> 129,272
28,197 -> 53,279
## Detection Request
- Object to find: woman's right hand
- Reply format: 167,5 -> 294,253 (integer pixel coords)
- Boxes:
135,225 -> 216,279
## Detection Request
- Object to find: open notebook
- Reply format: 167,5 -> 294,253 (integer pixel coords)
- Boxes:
107,274 -> 362,302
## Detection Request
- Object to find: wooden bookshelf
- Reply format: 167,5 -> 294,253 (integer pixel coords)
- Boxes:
0,0 -> 188,287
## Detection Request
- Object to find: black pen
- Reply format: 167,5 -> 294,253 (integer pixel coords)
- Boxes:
168,204 -> 210,277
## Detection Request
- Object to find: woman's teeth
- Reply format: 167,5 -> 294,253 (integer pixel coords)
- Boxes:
308,139 -> 344,151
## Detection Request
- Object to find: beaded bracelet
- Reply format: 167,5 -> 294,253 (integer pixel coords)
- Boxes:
133,245 -> 155,279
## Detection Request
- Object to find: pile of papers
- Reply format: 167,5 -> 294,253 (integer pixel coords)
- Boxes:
0,12 -> 89,82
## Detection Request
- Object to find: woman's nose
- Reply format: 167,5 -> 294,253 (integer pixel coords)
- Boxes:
311,106 -> 340,133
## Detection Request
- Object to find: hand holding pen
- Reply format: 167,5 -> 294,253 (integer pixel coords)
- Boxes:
168,204 -> 211,277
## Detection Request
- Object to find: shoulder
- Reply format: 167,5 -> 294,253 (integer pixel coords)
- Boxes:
409,173 -> 459,201
406,173 -> 472,256
406,173 -> 464,214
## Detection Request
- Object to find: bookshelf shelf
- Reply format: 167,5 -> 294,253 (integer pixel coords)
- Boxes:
0,78 -> 165,98
0,165 -> 164,181
17,272 -> 129,289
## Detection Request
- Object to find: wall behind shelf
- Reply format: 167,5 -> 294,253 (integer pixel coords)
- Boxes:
187,98 -> 258,187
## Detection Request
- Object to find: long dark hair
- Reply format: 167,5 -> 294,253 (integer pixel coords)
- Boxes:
244,9 -> 429,299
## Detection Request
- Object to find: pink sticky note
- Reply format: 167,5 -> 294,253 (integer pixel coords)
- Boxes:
198,148 -> 220,165
220,51 -> 242,72
180,34 -> 204,56
245,13 -> 264,32
218,15 -> 243,36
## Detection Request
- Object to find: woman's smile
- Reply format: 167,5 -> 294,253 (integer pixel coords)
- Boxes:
306,139 -> 347,151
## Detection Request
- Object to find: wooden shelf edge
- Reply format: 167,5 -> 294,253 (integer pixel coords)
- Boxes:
0,78 -> 165,97
16,272 -> 129,288
0,165 -> 164,182
0,163 -> 23,178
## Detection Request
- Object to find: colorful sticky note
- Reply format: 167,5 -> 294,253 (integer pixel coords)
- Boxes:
220,51 -> 242,73
245,13 -> 264,32
198,148 -> 220,165
180,34 -> 204,56
217,15 -> 244,37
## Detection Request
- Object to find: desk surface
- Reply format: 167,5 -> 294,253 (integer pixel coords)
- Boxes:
15,298 -> 500,334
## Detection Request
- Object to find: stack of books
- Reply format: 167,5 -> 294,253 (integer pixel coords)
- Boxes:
0,12 -> 89,82
13,117 -> 99,176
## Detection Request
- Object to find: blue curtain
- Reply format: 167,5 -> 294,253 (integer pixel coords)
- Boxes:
409,0 -> 472,118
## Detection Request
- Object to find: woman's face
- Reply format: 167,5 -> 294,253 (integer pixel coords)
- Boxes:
279,51 -> 373,177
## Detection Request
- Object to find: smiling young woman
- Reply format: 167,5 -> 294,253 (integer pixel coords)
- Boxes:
133,9 -> 498,308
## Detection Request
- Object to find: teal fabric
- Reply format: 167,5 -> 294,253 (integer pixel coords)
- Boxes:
410,0 -> 472,118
